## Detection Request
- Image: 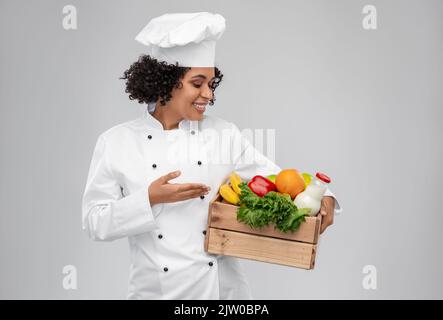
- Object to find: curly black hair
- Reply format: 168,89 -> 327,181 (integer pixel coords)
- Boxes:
120,55 -> 223,107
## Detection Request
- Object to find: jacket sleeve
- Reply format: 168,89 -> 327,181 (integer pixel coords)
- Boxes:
230,122 -> 342,214
81,134 -> 162,241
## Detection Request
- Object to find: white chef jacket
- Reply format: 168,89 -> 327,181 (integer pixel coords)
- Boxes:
81,108 -> 342,300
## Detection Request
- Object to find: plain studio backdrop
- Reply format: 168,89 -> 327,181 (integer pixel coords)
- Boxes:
0,0 -> 442,299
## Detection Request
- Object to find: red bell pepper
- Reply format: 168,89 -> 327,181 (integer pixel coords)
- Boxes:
247,175 -> 277,197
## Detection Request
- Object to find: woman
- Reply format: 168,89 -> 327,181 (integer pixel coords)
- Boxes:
82,12 -> 340,300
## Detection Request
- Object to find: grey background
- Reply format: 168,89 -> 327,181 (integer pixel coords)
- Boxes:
1,0 -> 442,299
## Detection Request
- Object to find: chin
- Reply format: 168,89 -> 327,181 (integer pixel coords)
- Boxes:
188,113 -> 204,121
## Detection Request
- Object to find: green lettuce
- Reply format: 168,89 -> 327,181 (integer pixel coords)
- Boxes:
237,182 -> 310,233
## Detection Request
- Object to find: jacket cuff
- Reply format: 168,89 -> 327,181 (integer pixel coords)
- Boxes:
112,181 -> 163,236
323,188 -> 343,215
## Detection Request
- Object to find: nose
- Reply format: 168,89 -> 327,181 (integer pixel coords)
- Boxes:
200,85 -> 213,101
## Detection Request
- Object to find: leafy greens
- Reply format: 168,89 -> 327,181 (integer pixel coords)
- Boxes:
237,182 -> 310,233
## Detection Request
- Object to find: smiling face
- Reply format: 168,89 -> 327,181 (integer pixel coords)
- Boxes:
160,67 -> 216,121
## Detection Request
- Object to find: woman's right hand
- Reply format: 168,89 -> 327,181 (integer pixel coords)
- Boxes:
148,170 -> 211,206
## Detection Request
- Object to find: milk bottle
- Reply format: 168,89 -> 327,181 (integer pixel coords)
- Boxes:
294,173 -> 331,216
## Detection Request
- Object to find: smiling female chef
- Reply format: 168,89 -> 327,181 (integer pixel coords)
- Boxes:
81,12 -> 342,300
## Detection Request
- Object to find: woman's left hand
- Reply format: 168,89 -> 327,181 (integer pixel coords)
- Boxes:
319,196 -> 335,234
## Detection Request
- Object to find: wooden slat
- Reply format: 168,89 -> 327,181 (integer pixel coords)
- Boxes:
206,228 -> 316,269
208,193 -> 321,244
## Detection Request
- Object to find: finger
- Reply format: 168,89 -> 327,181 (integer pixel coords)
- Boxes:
320,220 -> 329,234
323,196 -> 335,210
178,189 -> 209,201
177,183 -> 210,193
319,199 -> 326,215
320,221 -> 326,234
186,187 -> 210,197
160,170 -> 181,183
320,215 -> 333,234
176,184 -> 207,193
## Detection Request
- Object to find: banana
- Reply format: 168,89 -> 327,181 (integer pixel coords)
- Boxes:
219,184 -> 240,205
229,172 -> 242,195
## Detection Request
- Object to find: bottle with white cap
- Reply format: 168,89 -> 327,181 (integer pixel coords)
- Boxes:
294,172 -> 331,216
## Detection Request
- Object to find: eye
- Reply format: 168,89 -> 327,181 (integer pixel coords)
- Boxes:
193,83 -> 202,88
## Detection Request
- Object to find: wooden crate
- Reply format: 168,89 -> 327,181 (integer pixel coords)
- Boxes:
204,192 -> 322,269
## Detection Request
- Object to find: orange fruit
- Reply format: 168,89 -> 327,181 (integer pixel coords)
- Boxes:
275,169 -> 306,199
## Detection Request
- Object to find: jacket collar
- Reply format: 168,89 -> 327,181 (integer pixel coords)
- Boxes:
144,104 -> 199,133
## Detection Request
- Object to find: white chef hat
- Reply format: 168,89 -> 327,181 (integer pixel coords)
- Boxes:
135,12 -> 226,67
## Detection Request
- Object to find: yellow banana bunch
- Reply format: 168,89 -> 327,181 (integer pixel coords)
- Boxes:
229,172 -> 242,195
219,184 -> 240,205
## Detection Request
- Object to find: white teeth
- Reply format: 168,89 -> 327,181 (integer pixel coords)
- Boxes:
192,103 -> 206,111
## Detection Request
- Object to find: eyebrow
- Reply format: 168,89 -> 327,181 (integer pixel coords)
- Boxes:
191,74 -> 215,80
